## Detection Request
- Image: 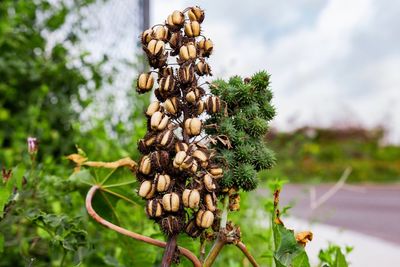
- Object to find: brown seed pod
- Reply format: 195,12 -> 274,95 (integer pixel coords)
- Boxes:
185,219 -> 203,237
179,43 -> 197,61
196,210 -> 214,228
196,100 -> 205,115
156,129 -> 175,149
209,165 -> 223,178
146,199 -> 162,218
161,216 -> 183,235
179,64 -> 195,84
138,133 -> 157,154
166,10 -> 185,31
141,28 -> 153,44
139,155 -> 152,175
150,111 -> 169,131
184,21 -> 201,37
145,101 -> 161,117
137,73 -> 154,94
181,155 -> 194,171
195,61 -> 212,76
150,150 -> 170,171
173,151 -> 193,171
158,67 -> 174,80
164,97 -> 180,115
203,174 -> 216,191
169,32 -> 181,50
205,96 -> 221,114
188,6 -> 205,23
182,189 -> 201,209
175,141 -> 189,153
156,173 -> 171,192
162,192 -> 180,212
190,159 -> 198,173
159,75 -> 176,94
184,118 -> 202,136
198,38 -> 213,57
192,149 -> 209,168
147,39 -> 165,57
153,26 -> 169,41
138,180 -> 156,199
204,193 -> 216,212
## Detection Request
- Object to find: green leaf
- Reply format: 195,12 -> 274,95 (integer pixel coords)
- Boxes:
333,247 -> 348,267
68,169 -> 96,186
273,224 -> 310,267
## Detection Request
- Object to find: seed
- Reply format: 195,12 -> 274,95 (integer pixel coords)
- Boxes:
173,151 -> 187,167
175,141 -> 189,153
164,97 -> 180,115
159,75 -> 176,93
184,118 -> 202,136
172,10 -> 185,25
182,189 -> 201,209
198,38 -> 213,57
205,194 -> 216,212
138,180 -> 155,199
179,64 -> 195,84
209,165 -> 223,178
162,192 -> 180,212
141,29 -> 153,44
192,149 -> 208,163
137,73 -> 154,93
184,21 -> 201,37
206,96 -> 221,114
156,174 -> 171,192
179,43 -> 197,61
196,100 -> 205,115
188,6 -> 205,23
153,26 -> 169,41
196,210 -> 214,228
186,91 -> 197,103
180,155 -> 194,171
146,199 -> 162,218
145,101 -> 160,117
150,111 -> 169,131
195,61 -> 211,76
203,174 -> 216,191
139,155 -> 152,175
156,129 -> 175,148
147,39 -> 165,56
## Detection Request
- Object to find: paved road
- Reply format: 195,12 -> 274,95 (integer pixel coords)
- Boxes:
274,184 -> 400,245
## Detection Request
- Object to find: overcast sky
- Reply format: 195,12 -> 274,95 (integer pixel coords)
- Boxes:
151,0 -> 400,143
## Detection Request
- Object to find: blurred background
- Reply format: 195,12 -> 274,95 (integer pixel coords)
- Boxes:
0,0 -> 399,266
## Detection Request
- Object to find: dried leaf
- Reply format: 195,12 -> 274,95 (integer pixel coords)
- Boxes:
295,231 -> 313,247
66,154 -> 88,164
83,157 -> 138,171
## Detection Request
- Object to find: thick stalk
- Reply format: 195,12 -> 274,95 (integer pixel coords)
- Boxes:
85,185 -> 201,267
236,242 -> 259,267
161,234 -> 178,267
202,237 -> 226,267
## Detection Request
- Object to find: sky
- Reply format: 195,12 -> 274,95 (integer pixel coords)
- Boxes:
150,0 -> 400,143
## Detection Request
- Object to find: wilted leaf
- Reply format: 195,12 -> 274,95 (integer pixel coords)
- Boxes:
295,231 -> 313,247
84,157 -> 137,171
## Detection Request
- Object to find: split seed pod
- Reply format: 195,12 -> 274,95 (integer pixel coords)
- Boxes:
162,192 -> 180,212
195,61 -> 211,76
146,199 -> 162,218
150,111 -> 169,131
138,133 -> 157,153
185,220 -> 202,237
161,216 -> 182,235
184,21 -> 201,37
179,64 -> 195,84
150,150 -> 169,171
153,26 -> 169,41
188,6 -> 205,23
139,155 -> 152,175
209,165 -> 223,178
192,149 -> 209,167
164,97 -> 180,115
158,67 -> 174,80
206,96 -> 221,114
175,142 -> 189,153
145,101 -> 160,117
196,210 -> 214,228
198,38 -> 213,57
182,189 -> 201,209
166,11 -> 185,31
205,194 -> 216,212
137,73 -> 154,94
196,100 -> 205,115
179,43 -> 197,61
203,174 -> 216,191
138,180 -> 156,199
156,129 -> 175,149
156,174 -> 171,192
159,75 -> 176,94
184,118 -> 202,136
141,29 -> 153,44
147,39 -> 165,57
169,32 -> 180,50
173,151 -> 193,171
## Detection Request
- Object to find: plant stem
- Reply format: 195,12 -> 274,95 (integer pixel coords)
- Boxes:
220,196 -> 229,229
60,250 -> 67,267
203,237 -> 226,267
161,234 -> 178,267
85,185 -> 201,267
236,242 -> 259,267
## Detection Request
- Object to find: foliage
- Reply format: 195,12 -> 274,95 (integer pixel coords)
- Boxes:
318,244 -> 352,267
207,71 -> 276,191
0,0 -> 109,167
264,127 -> 400,183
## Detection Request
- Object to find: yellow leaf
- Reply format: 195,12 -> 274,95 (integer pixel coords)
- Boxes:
66,154 -> 88,164
83,157 -> 138,171
295,231 -> 313,247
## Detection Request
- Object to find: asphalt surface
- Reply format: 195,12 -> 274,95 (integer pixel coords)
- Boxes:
274,184 -> 400,245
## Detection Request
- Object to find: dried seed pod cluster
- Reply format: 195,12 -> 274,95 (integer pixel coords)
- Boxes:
136,6 -> 223,237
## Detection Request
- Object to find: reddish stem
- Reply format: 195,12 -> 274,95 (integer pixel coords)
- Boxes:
236,242 -> 259,267
161,234 -> 178,267
85,185 -> 201,267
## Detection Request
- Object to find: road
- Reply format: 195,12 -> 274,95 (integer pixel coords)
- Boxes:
274,184 -> 400,245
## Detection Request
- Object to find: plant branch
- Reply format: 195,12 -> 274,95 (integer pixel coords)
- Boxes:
85,185 -> 201,267
161,234 -> 178,267
203,237 -> 226,267
236,242 -> 259,267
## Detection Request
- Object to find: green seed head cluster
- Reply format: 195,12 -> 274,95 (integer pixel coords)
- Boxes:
135,6 -> 223,238
206,72 -> 276,191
